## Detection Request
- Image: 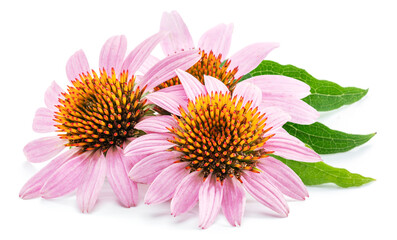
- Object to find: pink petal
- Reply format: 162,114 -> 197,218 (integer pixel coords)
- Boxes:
245,75 -> 311,99
137,55 -> 160,74
77,151 -> 107,213
258,157 -> 308,200
221,177 -> 246,226
198,175 -> 224,229
44,81 -> 63,111
203,75 -> 230,96
141,49 -> 201,91
132,75 -> 142,85
145,92 -> 187,116
156,84 -> 185,94
129,151 -> 182,184
175,69 -> 207,101
23,136 -> 67,163
171,171 -> 202,216
229,43 -> 279,79
233,81 -> 262,108
66,50 -> 90,81
122,152 -> 146,172
32,107 -> 56,133
106,147 -> 138,207
261,95 -> 319,124
242,171 -> 289,217
160,11 -> 194,55
264,131 -> 322,162
272,128 -> 308,145
124,133 -> 175,156
144,162 -> 188,204
99,35 -> 127,76
156,84 -> 188,102
258,106 -> 291,133
198,23 -> 233,61
120,138 -> 148,171
135,115 -> 177,133
40,151 -> 91,199
19,149 -> 79,199
121,32 -> 167,77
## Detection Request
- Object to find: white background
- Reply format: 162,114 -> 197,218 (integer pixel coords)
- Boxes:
1,0 -> 396,239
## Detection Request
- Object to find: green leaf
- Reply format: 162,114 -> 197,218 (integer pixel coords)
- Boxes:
272,155 -> 375,187
283,122 -> 376,154
243,60 -> 368,111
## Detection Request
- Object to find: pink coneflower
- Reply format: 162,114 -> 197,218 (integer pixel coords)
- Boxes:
150,11 -> 318,124
125,69 -> 322,228
19,33 -> 201,213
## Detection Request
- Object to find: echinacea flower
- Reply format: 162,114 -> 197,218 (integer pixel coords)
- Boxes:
19,33 -> 201,213
125,69 -> 322,228
149,11 -> 318,124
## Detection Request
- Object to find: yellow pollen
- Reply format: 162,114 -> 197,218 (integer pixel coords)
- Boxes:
154,50 -> 240,91
169,92 -> 274,182
54,69 -> 147,153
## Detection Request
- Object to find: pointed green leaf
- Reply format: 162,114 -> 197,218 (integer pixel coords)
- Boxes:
272,155 -> 375,187
283,122 -> 375,154
243,60 -> 368,111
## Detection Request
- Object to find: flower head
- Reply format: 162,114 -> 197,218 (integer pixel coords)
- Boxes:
156,11 -> 276,90
20,33 -> 201,213
125,70 -> 322,228
151,11 -> 319,124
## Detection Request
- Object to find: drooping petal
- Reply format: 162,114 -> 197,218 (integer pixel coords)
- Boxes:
144,162 -> 189,204
137,55 -> 160,74
32,108 -> 56,133
23,136 -> 67,163
242,171 -> 289,217
233,81 -> 262,108
120,137 -> 147,171
198,175 -> 224,229
203,75 -> 230,95
106,147 -> 138,207
99,35 -> 127,75
66,50 -> 90,81
171,171 -> 202,216
135,115 -> 177,133
44,81 -> 63,111
245,75 -> 311,99
160,11 -> 195,55
77,151 -> 107,213
257,157 -> 308,200
124,133 -> 175,156
121,32 -> 167,77
145,92 -> 187,116
221,177 -> 246,226
264,131 -> 322,162
258,106 -> 291,133
156,84 -> 188,101
141,49 -> 201,91
122,151 -> 146,172
175,69 -> 206,101
40,151 -> 91,199
261,95 -> 319,124
129,151 -> 182,184
229,43 -> 279,79
198,23 -> 234,60
271,128 -> 307,145
19,148 -> 79,199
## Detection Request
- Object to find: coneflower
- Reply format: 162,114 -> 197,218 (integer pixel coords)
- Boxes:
125,69 -> 322,228
19,33 -> 201,213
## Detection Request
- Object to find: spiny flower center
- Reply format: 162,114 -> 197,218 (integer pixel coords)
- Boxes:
155,50 -> 240,91
54,69 -> 147,153
169,92 -> 274,182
